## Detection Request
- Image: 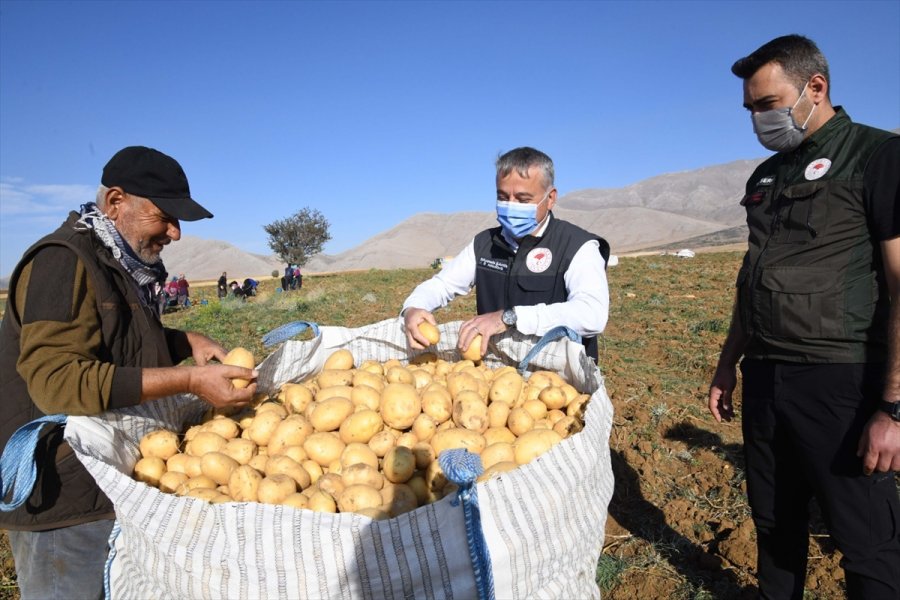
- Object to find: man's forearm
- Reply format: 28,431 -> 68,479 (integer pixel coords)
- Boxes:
884,299 -> 900,402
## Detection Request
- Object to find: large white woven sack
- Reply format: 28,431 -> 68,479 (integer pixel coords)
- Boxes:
65,318 -> 615,599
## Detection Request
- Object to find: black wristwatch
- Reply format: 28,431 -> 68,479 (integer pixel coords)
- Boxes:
501,308 -> 517,328
879,400 -> 900,422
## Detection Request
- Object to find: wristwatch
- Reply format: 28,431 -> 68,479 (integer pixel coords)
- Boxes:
501,308 -> 517,328
879,400 -> 900,422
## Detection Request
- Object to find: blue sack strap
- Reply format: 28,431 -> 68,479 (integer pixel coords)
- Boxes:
262,321 -> 320,347
439,448 -> 495,600
0,414 -> 68,512
517,325 -> 581,374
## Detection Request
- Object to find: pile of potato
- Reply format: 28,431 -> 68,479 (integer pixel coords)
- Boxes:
133,344 -> 590,519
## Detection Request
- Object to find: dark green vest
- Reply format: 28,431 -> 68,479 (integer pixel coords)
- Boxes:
737,108 -> 896,363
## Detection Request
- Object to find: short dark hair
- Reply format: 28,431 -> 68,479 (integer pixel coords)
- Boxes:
732,34 -> 830,95
495,147 -> 554,189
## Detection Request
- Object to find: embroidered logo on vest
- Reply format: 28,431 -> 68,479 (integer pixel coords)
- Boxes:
478,257 -> 509,273
526,248 -> 553,273
804,158 -> 832,180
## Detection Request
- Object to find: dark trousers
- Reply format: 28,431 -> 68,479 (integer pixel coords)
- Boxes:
740,359 -> 900,600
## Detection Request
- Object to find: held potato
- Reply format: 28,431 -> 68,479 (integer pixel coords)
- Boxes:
223,347 -> 255,389
139,429 -> 180,460
417,321 -> 440,346
460,335 -> 483,362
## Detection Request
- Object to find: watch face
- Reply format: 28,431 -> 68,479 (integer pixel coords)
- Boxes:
502,309 -> 516,326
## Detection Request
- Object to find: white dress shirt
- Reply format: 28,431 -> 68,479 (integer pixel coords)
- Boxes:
402,218 -> 609,337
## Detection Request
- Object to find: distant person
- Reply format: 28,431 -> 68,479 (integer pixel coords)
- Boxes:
176,273 -> 190,306
217,271 -> 228,299
153,276 -> 168,316
292,265 -> 302,290
241,278 -> 258,297
0,146 -> 257,599
707,35 -> 900,599
164,276 -> 179,308
284,264 -> 294,291
230,280 -> 245,300
402,147 -> 610,359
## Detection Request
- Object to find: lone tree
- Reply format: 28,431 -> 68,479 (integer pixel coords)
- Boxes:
264,207 -> 331,267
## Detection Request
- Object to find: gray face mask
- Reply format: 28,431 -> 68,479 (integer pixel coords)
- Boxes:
752,83 -> 816,152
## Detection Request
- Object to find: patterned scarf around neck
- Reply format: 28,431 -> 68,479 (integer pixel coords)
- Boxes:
75,202 -> 168,309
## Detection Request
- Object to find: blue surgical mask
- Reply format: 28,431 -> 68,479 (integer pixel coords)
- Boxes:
752,82 -> 816,152
496,190 -> 550,239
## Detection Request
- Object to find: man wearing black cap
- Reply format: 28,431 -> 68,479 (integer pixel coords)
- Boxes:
0,146 -> 257,599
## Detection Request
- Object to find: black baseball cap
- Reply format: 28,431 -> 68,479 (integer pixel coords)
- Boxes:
101,146 -> 213,221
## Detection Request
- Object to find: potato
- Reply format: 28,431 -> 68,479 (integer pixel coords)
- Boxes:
567,394 -> 591,419
477,460 -> 519,482
340,442 -> 379,470
265,455 -> 312,489
278,445 -> 308,463
158,471 -> 189,494
176,475 -> 218,495
186,488 -> 221,502
382,446 -> 416,483
488,371 -> 524,407
323,349 -> 355,370
381,383 -> 421,430
283,384 -> 314,414
507,408 -> 535,437
352,370 -> 385,391
385,366 -> 415,386
268,415 -> 314,455
211,493 -> 233,504
424,461 -> 448,496
367,429 -> 397,457
186,431 -> 228,457
538,386 -> 567,410
553,416 -> 583,438
381,482 -> 419,516
396,432 -> 418,449
446,372 -> 479,399
257,474 -> 297,504
410,369 -> 433,391
318,370 -> 356,389
281,493 -> 309,510
451,391 -> 489,433
133,457 -> 166,487
247,410 -> 284,446
411,413 -> 437,442
200,416 -> 240,440
307,490 -> 338,513
418,321 -> 440,345
223,347 -> 255,388
513,429 -> 563,465
431,428 -> 486,457
229,465 -> 264,502
411,442 -> 436,470
248,454 -> 269,473
461,335 -> 483,362
342,463 -> 384,489
483,427 -> 517,446
256,402 -> 289,418
358,360 -> 384,376
139,429 -> 180,460
338,484 -> 383,514
480,442 -> 515,470
350,385 -> 382,411
339,409 -> 384,444
487,402 -> 511,429
406,474 -> 429,505
523,399 -> 548,421
301,459 -> 324,484
421,387 -> 453,424
303,432 -> 346,467
316,473 -> 345,500
183,425 -> 203,443
200,452 -> 240,486
316,385 -> 354,403
546,409 -> 566,425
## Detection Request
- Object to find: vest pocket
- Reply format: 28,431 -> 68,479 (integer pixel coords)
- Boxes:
757,266 -> 841,338
774,181 -> 829,244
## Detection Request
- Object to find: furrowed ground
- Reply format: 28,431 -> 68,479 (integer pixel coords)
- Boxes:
1,252 -> 857,599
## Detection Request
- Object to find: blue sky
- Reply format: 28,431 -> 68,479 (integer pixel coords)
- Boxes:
1,0 -> 898,277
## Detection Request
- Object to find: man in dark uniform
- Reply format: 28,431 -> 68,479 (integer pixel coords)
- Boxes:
402,147 -> 610,359
708,35 -> 900,599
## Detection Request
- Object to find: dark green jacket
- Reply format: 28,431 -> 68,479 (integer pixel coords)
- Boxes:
0,212 -> 192,530
737,108 -> 896,363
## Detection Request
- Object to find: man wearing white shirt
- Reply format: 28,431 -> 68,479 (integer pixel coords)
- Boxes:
402,147 -> 610,360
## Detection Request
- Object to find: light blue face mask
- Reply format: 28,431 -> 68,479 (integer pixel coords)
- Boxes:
496,190 -> 550,239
